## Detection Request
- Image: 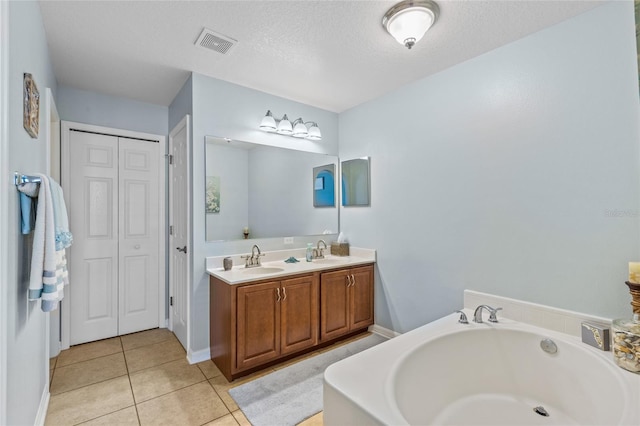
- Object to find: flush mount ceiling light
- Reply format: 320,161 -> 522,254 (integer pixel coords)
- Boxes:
382,0 -> 439,49
259,111 -> 322,141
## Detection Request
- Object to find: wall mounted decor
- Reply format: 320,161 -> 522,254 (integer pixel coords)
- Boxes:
313,164 -> 336,207
206,176 -> 221,213
23,73 -> 39,138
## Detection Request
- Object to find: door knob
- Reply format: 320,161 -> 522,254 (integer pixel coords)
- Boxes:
134,244 -> 141,249
176,246 -> 187,253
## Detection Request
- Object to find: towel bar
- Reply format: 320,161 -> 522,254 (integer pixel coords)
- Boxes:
14,172 -> 41,186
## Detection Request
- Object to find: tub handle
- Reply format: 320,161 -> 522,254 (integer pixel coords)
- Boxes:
455,310 -> 468,324
488,307 -> 503,323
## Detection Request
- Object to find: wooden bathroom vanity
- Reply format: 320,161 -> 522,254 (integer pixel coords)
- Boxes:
209,262 -> 374,381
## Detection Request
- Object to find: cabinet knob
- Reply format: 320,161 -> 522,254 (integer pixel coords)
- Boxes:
282,287 -> 287,301
276,287 -> 281,302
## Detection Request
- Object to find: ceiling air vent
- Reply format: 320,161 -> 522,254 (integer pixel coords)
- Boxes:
195,28 -> 237,55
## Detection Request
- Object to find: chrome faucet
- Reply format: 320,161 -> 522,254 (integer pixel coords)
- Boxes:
241,244 -> 264,268
313,239 -> 327,259
455,310 -> 469,324
473,305 -> 502,323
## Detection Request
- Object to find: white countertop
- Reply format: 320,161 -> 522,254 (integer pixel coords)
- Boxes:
206,247 -> 376,285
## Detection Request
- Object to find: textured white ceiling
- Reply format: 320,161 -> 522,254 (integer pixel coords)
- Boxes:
39,0 -> 604,112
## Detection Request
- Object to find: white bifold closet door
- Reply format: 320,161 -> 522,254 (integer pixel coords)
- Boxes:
68,131 -> 160,345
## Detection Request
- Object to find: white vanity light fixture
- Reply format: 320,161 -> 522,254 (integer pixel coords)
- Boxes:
259,111 -> 322,141
277,114 -> 293,135
259,110 -> 277,132
382,0 -> 439,49
292,118 -> 308,138
306,123 -> 322,141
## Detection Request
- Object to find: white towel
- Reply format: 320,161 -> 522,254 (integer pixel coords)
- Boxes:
28,174 -> 62,312
49,178 -> 73,250
55,249 -> 69,300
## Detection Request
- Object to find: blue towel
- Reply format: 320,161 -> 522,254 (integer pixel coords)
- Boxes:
20,193 -> 36,234
17,181 -> 39,235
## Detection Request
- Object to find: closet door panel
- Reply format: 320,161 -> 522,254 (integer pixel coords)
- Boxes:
69,131 -> 119,345
118,137 -> 160,335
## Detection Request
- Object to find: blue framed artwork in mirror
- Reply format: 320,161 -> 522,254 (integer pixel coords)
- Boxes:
313,164 -> 335,207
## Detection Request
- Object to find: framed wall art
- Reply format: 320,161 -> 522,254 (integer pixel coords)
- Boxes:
23,73 -> 39,138
206,175 -> 221,213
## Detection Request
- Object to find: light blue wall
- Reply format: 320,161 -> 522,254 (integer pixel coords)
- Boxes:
4,1 -> 58,424
57,85 -> 168,135
339,2 -> 640,333
169,74 -> 192,132
189,73 -> 339,353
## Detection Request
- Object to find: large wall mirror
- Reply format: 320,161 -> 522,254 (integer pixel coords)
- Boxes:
342,157 -> 370,206
205,136 -> 339,241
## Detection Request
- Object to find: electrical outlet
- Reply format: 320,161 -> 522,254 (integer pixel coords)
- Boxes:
284,237 -> 294,245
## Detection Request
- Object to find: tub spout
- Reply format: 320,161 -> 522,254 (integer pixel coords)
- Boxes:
473,305 -> 502,323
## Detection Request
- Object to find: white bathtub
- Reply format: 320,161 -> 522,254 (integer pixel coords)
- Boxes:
324,313 -> 640,425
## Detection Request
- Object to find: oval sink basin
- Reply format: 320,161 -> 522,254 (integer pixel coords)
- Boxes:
242,267 -> 285,275
313,258 -> 348,265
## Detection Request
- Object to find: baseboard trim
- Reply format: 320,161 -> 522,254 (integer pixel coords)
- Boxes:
369,324 -> 401,339
187,348 -> 210,365
35,386 -> 49,426
188,326 -> 398,366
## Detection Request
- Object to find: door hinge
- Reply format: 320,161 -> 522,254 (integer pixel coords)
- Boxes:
169,225 -> 173,235
170,296 -> 173,306
168,154 -> 174,165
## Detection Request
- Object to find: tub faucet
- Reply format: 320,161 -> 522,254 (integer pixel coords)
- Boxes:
473,305 -> 502,323
313,239 -> 327,259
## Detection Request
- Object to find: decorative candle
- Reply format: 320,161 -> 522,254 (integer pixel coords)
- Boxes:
629,262 -> 640,284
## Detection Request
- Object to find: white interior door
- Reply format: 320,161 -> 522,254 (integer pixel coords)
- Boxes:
69,131 -> 119,344
169,116 -> 190,350
68,130 -> 162,345
118,137 -> 160,335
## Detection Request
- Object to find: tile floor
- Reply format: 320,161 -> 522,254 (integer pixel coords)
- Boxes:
45,328 -> 329,426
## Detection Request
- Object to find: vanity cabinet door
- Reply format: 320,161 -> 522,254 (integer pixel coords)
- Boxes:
320,269 -> 351,341
349,266 -> 374,331
236,281 -> 281,370
320,265 -> 374,341
280,275 -> 319,355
